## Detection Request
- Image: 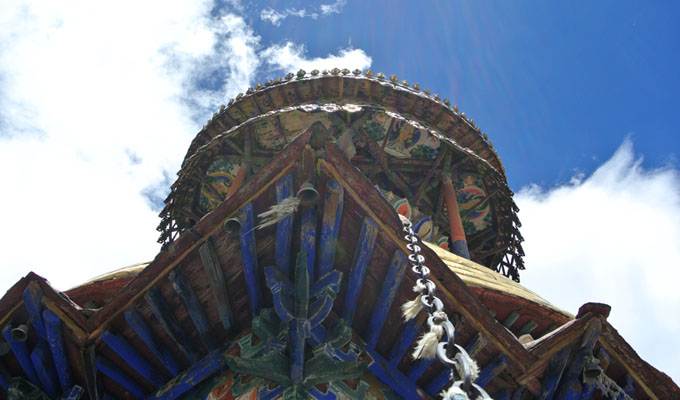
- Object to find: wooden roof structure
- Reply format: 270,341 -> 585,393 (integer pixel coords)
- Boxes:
157,69 -> 525,281
0,125 -> 678,399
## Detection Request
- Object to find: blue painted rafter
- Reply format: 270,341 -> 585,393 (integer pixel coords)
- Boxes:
538,347 -> 571,399
365,250 -> 408,349
144,287 -> 199,363
23,282 -> 47,340
125,308 -> 180,376
317,180 -> 344,278
100,329 -> 167,388
95,356 -> 146,399
275,174 -> 294,277
2,323 -> 40,386
300,209 -> 318,282
424,352 -> 509,395
168,269 -> 217,351
342,217 -> 379,325
149,347 -> 229,400
30,339 -> 59,397
43,309 -> 72,392
198,238 -> 235,331
387,317 -> 423,366
239,203 -> 263,316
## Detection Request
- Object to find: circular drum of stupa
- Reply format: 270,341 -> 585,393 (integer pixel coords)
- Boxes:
157,68 -> 524,281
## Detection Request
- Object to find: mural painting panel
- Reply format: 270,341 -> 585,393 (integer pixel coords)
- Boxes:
199,156 -> 241,213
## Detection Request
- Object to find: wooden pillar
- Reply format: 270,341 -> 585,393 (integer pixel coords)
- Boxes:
441,173 -> 470,259
224,162 -> 248,200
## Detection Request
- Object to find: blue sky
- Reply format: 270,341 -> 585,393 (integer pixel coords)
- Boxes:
1,0 -> 678,384
246,1 -> 680,188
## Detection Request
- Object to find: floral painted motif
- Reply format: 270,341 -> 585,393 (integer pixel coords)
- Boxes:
454,174 -> 491,232
199,156 -> 241,213
384,119 -> 439,160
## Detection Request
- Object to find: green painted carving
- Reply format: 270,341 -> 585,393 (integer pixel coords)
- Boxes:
225,251 -> 366,399
329,379 -> 370,399
7,377 -> 50,400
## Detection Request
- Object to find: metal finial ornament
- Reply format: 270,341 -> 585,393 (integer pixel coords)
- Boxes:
246,87 -> 253,94
341,68 -> 350,75
265,79 -> 273,86
412,83 -> 421,91
219,105 -> 226,112
444,99 -> 451,106
364,69 -> 374,77
255,83 -> 262,90
236,93 -> 243,100
453,104 -> 459,113
470,119 -> 475,127
401,80 -> 409,86
423,88 -> 431,95
331,68 -> 341,75
228,99 -> 235,106
377,72 -> 386,80
460,112 -> 466,119
482,132 -> 488,140
285,72 -> 294,80
297,69 -> 306,78
322,69 -> 329,75
433,94 -> 440,101
274,77 -> 282,83
212,113 -> 218,120
389,74 -> 399,83
311,69 -> 319,76
353,69 -> 361,76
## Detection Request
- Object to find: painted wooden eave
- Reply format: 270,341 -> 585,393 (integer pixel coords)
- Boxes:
0,130 -> 678,399
599,319 -> 680,400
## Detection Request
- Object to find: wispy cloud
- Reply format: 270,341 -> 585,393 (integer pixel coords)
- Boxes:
261,42 -> 371,74
260,7 -> 318,27
0,1 -> 373,296
320,0 -> 347,15
0,0 -> 260,290
516,138 -> 680,380
260,0 -> 347,26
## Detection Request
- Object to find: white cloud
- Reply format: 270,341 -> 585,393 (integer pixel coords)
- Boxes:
0,1 -> 374,297
260,0 -> 346,26
260,7 -> 318,27
261,42 -> 371,74
320,0 -> 347,15
516,138 -> 680,381
0,1 -> 260,292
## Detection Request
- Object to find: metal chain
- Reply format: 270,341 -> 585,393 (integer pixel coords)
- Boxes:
402,217 -> 492,400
